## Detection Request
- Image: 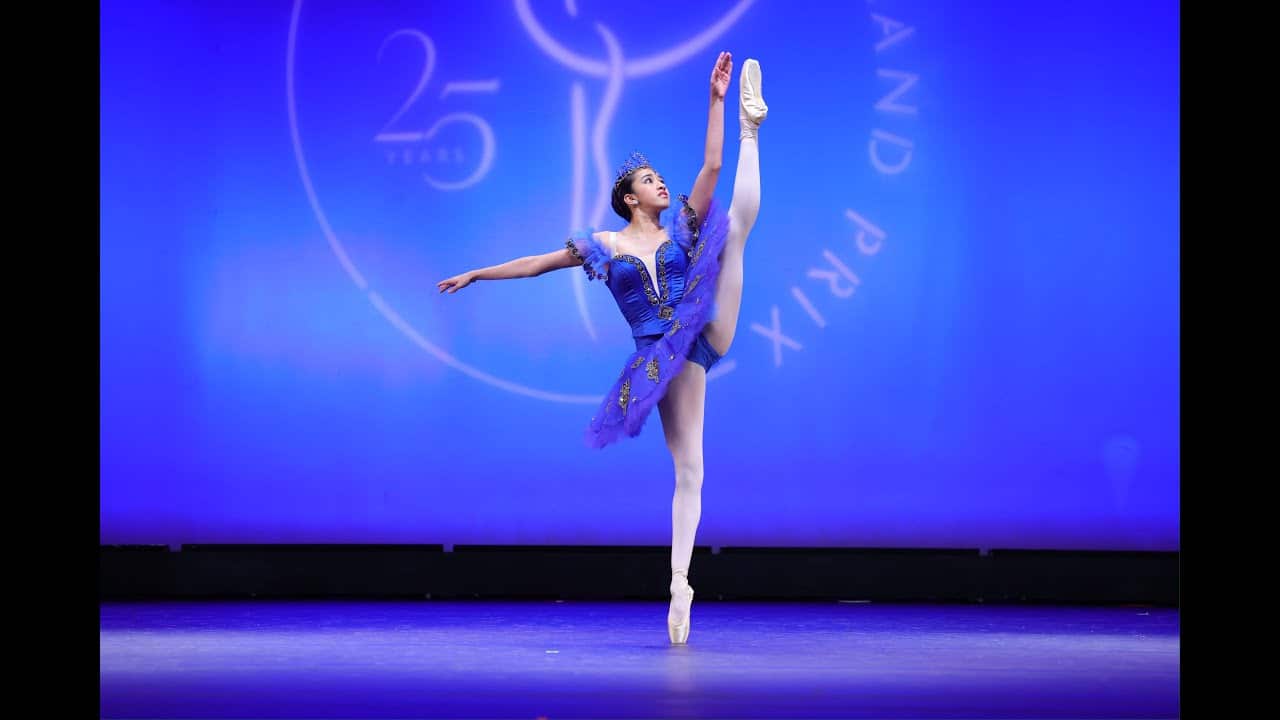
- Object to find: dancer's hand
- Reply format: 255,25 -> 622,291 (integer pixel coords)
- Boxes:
710,51 -> 732,101
437,271 -> 477,294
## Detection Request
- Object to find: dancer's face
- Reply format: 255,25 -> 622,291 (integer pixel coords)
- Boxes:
626,168 -> 671,213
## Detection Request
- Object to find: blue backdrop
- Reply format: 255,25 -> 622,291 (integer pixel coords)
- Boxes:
100,0 -> 1179,550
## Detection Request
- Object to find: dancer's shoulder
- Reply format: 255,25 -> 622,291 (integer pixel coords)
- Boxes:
564,230 -> 613,281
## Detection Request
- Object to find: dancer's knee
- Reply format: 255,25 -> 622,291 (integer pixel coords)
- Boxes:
672,457 -> 704,492
728,207 -> 753,237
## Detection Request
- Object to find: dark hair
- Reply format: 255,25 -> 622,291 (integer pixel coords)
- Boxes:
610,166 -> 649,221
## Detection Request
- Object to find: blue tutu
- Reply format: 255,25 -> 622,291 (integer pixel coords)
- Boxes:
564,195 -> 730,449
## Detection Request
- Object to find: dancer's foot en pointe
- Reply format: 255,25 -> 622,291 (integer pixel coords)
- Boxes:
739,58 -> 768,139
668,569 -> 694,644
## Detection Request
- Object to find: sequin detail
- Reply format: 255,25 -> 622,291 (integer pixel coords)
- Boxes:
646,358 -> 660,382
657,242 -> 671,300
614,255 -> 659,305
690,236 -> 707,266
565,237 -> 605,281
679,194 -> 699,233
614,238 -> 672,306
619,379 -> 631,416
631,356 -> 645,369
678,194 -> 701,256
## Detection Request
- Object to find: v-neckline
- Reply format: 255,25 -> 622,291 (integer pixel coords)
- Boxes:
613,234 -> 672,294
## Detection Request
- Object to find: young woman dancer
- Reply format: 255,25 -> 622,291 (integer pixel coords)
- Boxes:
438,51 -> 766,644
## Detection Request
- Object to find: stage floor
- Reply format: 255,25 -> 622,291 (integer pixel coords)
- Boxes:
101,599 -> 1178,718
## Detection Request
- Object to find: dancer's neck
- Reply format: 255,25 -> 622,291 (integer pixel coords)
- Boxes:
625,208 -> 664,237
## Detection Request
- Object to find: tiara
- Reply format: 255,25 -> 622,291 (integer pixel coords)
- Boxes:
613,151 -> 651,188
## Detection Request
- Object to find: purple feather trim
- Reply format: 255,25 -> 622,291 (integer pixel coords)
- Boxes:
565,230 -> 610,282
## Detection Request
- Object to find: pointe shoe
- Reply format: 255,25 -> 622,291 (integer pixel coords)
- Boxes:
739,58 -> 768,138
667,570 -> 694,644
